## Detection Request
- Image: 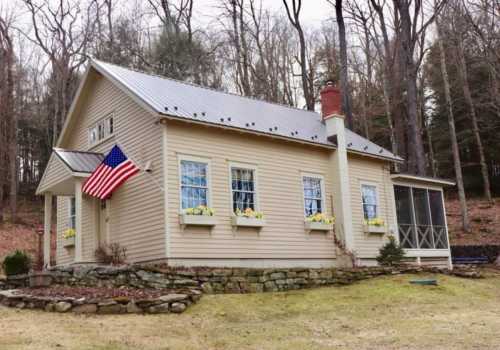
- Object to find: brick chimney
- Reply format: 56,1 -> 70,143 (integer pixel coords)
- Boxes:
320,81 -> 354,262
320,81 -> 343,120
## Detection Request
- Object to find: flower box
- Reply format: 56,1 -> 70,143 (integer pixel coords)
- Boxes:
304,221 -> 334,232
231,216 -> 266,228
363,224 -> 386,234
63,236 -> 75,248
179,214 -> 217,229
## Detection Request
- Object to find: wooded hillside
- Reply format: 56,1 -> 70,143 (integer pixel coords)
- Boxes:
0,0 -> 498,234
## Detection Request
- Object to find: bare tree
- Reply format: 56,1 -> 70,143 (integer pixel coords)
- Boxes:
0,13 -> 17,222
328,0 -> 354,128
23,0 -> 95,146
283,0 -> 314,110
435,11 -> 470,231
451,3 -> 492,201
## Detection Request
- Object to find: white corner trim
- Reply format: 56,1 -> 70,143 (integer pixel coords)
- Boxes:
162,123 -> 170,257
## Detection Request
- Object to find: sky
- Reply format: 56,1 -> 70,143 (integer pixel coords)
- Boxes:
196,0 -> 335,25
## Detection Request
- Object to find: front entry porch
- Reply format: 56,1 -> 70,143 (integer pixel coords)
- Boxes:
36,149 -> 104,267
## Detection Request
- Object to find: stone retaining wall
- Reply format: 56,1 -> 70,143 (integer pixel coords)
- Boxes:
0,289 -> 201,314
42,264 -> 480,294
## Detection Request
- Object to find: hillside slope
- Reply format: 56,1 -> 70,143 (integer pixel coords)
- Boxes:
446,197 -> 500,245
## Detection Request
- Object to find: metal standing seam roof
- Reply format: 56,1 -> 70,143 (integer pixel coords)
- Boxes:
54,148 -> 104,173
91,59 -> 403,162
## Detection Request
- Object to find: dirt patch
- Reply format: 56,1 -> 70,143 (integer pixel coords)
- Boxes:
446,197 -> 500,245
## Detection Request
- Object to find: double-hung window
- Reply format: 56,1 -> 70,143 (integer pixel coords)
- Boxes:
302,175 -> 324,216
69,197 -> 76,229
180,159 -> 209,209
231,167 -> 256,212
361,184 -> 378,220
88,113 -> 114,147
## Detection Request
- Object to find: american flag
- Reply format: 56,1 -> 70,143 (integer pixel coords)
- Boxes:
82,145 -> 140,199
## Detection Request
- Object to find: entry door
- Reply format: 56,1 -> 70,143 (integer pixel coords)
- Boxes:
98,199 -> 108,247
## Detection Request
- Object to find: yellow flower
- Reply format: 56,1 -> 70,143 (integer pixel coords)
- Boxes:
235,208 -> 264,219
62,228 -> 76,239
365,217 -> 384,226
306,212 -> 334,224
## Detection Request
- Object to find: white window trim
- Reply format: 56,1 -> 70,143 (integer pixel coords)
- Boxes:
228,161 -> 259,214
301,172 -> 326,218
68,196 -> 76,229
360,180 -> 380,220
88,112 -> 115,149
177,154 -> 212,213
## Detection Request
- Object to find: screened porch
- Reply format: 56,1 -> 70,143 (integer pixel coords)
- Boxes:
394,185 -> 449,250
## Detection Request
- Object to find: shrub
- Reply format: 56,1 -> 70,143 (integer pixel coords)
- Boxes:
2,250 -> 31,276
95,243 -> 127,265
376,236 -> 406,266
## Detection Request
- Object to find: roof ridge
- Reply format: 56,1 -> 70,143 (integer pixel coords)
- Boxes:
91,58 -> 319,116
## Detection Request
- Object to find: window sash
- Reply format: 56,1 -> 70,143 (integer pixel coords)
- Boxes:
180,160 -> 208,209
302,176 -> 323,216
361,184 -> 378,220
69,197 -> 76,229
88,115 -> 114,146
231,168 -> 256,212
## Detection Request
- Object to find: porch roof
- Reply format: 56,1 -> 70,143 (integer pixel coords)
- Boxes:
53,148 -> 104,173
36,148 -> 103,195
390,173 -> 456,187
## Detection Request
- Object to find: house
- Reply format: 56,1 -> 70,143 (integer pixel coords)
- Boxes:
36,59 -> 454,269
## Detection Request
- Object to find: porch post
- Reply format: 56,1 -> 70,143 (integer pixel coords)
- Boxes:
74,179 -> 83,262
43,193 -> 53,268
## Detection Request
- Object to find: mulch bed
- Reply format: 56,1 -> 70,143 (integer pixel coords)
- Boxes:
16,286 -> 179,300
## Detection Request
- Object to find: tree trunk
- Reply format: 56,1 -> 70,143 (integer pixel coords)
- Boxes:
436,18 -> 470,231
455,38 -> 492,202
398,1 -> 426,175
335,0 -> 353,128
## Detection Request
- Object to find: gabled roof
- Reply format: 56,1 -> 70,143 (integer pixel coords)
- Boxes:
89,59 -> 402,162
53,148 -> 104,173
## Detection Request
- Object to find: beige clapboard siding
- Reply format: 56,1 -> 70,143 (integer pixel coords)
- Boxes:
166,121 -> 337,259
56,196 -> 74,264
60,73 -> 165,263
348,155 -> 395,258
37,154 -> 71,193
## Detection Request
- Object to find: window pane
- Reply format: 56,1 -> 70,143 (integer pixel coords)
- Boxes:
108,117 -> 114,134
303,177 -> 323,216
180,160 -> 208,209
231,168 -> 256,212
394,186 -> 416,248
429,190 -> 445,226
394,186 -> 413,225
361,185 -> 378,219
412,188 -> 431,225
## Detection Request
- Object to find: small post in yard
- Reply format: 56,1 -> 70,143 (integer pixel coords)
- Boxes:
36,225 -> 44,271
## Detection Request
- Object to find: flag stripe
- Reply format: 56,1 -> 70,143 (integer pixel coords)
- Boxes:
100,167 -> 140,199
88,166 -> 113,196
95,161 -> 135,198
83,164 -> 107,193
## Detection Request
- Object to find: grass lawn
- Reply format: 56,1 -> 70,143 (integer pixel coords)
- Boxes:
1,273 -> 499,350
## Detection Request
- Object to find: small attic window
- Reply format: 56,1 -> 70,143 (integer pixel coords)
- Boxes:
88,113 -> 114,148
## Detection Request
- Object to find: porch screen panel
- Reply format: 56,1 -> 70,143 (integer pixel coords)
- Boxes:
394,186 -> 416,248
429,190 -> 448,248
412,188 -> 433,248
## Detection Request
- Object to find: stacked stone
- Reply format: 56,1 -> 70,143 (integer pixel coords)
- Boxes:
0,289 -> 202,314
43,264 -> 481,294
